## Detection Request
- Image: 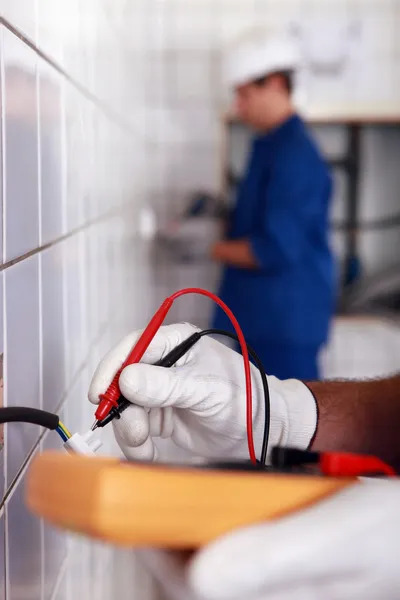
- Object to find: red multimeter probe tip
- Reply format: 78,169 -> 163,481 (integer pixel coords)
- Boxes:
94,289 -> 257,464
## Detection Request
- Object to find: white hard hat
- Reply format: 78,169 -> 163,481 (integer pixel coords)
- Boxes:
224,29 -> 300,88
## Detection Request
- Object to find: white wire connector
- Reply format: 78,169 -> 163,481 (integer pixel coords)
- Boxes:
64,430 -> 102,456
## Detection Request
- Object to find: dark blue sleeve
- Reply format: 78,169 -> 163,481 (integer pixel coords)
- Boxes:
249,157 -> 332,272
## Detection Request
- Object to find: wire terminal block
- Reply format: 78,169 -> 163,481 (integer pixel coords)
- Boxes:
64,430 -> 102,456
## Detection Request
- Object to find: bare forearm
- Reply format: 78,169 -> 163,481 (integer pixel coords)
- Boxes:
307,376 -> 400,469
211,239 -> 258,268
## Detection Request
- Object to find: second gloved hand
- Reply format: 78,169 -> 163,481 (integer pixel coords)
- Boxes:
88,323 -> 317,462
137,479 -> 400,600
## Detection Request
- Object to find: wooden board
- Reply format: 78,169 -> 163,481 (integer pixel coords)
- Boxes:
26,452 -> 354,549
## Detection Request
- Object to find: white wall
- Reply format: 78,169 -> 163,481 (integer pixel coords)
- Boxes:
0,1 -> 160,599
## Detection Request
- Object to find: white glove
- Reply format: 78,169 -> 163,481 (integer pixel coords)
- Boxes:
88,322 -> 316,462
136,479 -> 400,600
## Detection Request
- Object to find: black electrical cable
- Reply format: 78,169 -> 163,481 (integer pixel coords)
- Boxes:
200,329 -> 270,466
0,407 -> 59,429
0,407 -> 70,442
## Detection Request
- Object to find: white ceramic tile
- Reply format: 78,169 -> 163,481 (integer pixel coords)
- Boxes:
63,86 -> 86,232
37,0 -> 64,64
52,569 -> 68,600
85,543 -> 113,600
67,537 -> 93,600
63,235 -> 86,382
41,425 -> 68,600
174,54 -> 213,104
3,29 -> 39,261
2,0 -> 37,43
168,1 -> 217,50
5,256 -> 40,485
6,455 -> 42,600
63,371 -> 84,437
173,145 -> 219,192
96,222 -> 111,330
216,2 -> 258,44
81,361 -> 97,421
58,0 -> 83,85
39,60 -> 65,245
41,245 -> 66,414
79,0 -> 98,91
84,227 -> 100,346
80,106 -> 97,222
110,550 -> 161,600
0,48 -> 3,268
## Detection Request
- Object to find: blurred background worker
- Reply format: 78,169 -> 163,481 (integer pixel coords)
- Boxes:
211,31 -> 336,380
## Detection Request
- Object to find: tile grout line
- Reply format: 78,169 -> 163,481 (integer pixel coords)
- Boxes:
60,76 -> 68,238
36,15 -> 46,596
3,501 -> 8,600
0,33 -> 7,592
0,25 -> 5,267
0,17 -> 138,138
0,203 -> 129,273
0,18 -> 173,148
1,23 -> 8,587
48,554 -> 69,600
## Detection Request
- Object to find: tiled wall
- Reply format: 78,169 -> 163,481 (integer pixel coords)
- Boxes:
0,1 -> 160,599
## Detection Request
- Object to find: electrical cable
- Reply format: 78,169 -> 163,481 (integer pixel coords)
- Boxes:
169,290 -> 255,463
57,421 -> 72,439
56,426 -> 69,442
200,329 -> 270,465
0,407 -> 71,442
95,288 -> 257,463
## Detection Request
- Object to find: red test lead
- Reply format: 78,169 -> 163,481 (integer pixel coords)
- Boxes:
271,446 -> 397,478
94,298 -> 174,422
320,452 -> 396,478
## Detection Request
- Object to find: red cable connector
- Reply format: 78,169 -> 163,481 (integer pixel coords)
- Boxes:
320,452 -> 396,478
271,446 -> 397,478
94,289 -> 257,463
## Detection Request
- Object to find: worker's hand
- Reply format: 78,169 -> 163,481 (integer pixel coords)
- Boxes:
88,323 -> 316,461
137,479 -> 400,600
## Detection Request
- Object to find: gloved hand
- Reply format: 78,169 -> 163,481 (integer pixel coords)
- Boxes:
137,479 -> 400,600
88,322 -> 316,462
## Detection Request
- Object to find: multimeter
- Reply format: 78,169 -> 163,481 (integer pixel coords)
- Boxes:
26,451 -> 353,549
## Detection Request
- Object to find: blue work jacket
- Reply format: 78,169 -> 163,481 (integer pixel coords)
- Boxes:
213,114 -> 336,347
